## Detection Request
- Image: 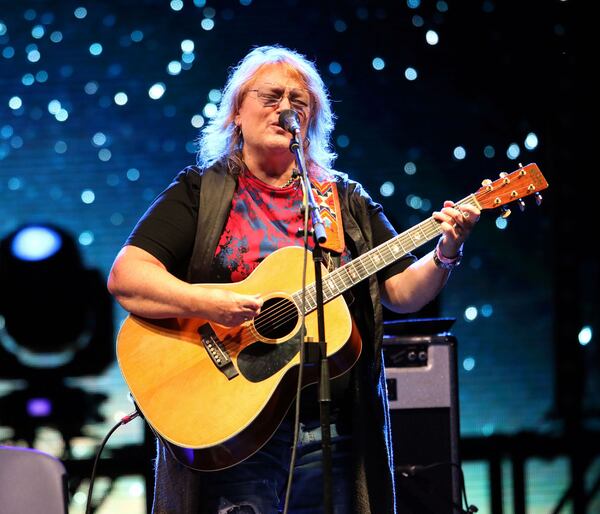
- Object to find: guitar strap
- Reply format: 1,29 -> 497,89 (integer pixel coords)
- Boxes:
309,177 -> 345,256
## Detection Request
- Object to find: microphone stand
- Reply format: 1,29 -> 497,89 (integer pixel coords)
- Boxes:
289,128 -> 333,514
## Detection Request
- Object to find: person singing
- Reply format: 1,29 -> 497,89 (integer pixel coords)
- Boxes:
108,44 -> 479,513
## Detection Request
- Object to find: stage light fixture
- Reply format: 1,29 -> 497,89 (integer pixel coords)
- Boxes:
0,223 -> 114,380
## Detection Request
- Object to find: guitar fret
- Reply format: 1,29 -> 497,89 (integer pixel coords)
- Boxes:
346,262 -> 359,283
294,212 -> 460,316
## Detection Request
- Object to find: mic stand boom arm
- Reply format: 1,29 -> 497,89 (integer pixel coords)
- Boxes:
289,128 -> 333,514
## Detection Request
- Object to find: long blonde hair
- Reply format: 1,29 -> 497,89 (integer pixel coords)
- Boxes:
196,45 -> 337,172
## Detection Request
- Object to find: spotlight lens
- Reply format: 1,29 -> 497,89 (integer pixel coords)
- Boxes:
11,226 -> 62,261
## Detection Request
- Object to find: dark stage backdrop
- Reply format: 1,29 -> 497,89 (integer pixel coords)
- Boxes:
1,1 -> 594,512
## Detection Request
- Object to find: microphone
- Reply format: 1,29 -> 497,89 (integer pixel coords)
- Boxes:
278,109 -> 301,135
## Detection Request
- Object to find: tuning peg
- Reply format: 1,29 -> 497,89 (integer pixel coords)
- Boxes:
518,199 -> 526,211
501,206 -> 511,218
482,179 -> 493,190
499,172 -> 508,178
534,192 -> 543,206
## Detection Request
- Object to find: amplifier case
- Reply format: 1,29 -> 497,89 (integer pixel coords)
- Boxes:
384,335 -> 462,514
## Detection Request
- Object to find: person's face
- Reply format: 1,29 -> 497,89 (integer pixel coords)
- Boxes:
235,65 -> 312,159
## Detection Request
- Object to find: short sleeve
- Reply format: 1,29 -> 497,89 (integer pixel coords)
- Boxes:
125,167 -> 202,273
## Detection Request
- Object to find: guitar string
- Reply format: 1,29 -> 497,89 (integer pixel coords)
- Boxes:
216,197 -> 477,351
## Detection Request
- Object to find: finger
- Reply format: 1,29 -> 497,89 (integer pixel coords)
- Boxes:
439,221 -> 460,241
442,207 -> 465,225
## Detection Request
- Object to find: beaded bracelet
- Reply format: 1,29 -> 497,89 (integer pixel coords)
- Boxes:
433,240 -> 463,271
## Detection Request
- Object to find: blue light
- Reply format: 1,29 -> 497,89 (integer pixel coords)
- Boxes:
11,226 -> 62,261
1,125 -> 13,138
208,89 -> 222,102
380,181 -> 395,197
495,216 -> 508,230
130,30 -> 144,42
79,231 -> 94,246
81,189 -> 96,204
404,161 -> 417,175
31,25 -> 45,39
464,306 -> 478,321
8,96 -> 23,110
27,49 -> 41,62
463,357 -> 475,371
191,114 -> 205,128
425,30 -> 439,45
181,39 -> 195,53
506,143 -> 520,159
203,103 -> 218,118
483,145 -> 495,158
201,18 -> 214,30
481,304 -> 494,317
149,83 -> 166,100
127,168 -> 141,181
524,132 -> 538,150
404,67 -> 418,80
329,61 -> 342,75
89,43 -> 103,56
167,61 -> 182,75
22,73 -> 35,86
453,146 -> 466,160
336,134 -> 350,148
92,132 -> 107,146
334,20 -> 347,32
114,92 -> 128,105
578,326 -> 592,346
411,15 -> 424,27
372,57 -> 385,71
49,31 -> 63,43
74,7 -> 88,19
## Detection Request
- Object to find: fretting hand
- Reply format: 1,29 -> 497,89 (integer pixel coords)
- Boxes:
432,200 -> 481,257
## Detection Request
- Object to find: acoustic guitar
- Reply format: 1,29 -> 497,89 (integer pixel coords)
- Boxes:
116,163 -> 548,471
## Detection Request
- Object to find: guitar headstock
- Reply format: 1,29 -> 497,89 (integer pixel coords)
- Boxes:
474,163 -> 548,213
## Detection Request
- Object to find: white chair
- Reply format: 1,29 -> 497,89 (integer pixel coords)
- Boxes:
0,445 -> 68,514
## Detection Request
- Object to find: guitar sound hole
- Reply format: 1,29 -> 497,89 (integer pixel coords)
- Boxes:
254,297 -> 299,340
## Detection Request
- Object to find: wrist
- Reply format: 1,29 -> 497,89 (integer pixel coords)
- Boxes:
433,240 -> 463,270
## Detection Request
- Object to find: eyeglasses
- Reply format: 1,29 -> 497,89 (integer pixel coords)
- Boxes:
247,83 -> 311,116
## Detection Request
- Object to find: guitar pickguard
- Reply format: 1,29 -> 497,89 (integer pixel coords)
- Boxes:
237,329 -> 302,383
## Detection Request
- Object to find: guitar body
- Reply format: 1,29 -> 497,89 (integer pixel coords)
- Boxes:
117,246 -> 362,471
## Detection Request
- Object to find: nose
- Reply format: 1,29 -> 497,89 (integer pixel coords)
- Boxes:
276,94 -> 293,111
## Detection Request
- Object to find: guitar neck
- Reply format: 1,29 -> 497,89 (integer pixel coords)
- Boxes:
292,194 -> 480,312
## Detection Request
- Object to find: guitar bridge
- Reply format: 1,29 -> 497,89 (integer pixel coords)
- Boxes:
198,324 -> 239,380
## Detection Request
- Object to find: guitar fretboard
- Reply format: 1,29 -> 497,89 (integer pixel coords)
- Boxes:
292,194 -> 479,313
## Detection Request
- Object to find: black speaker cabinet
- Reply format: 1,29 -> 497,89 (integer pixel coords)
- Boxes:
383,326 -> 461,514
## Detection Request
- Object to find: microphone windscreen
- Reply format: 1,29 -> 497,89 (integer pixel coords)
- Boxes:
278,109 -> 300,133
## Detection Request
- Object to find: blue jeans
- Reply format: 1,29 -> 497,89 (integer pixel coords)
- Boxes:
152,419 -> 352,514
